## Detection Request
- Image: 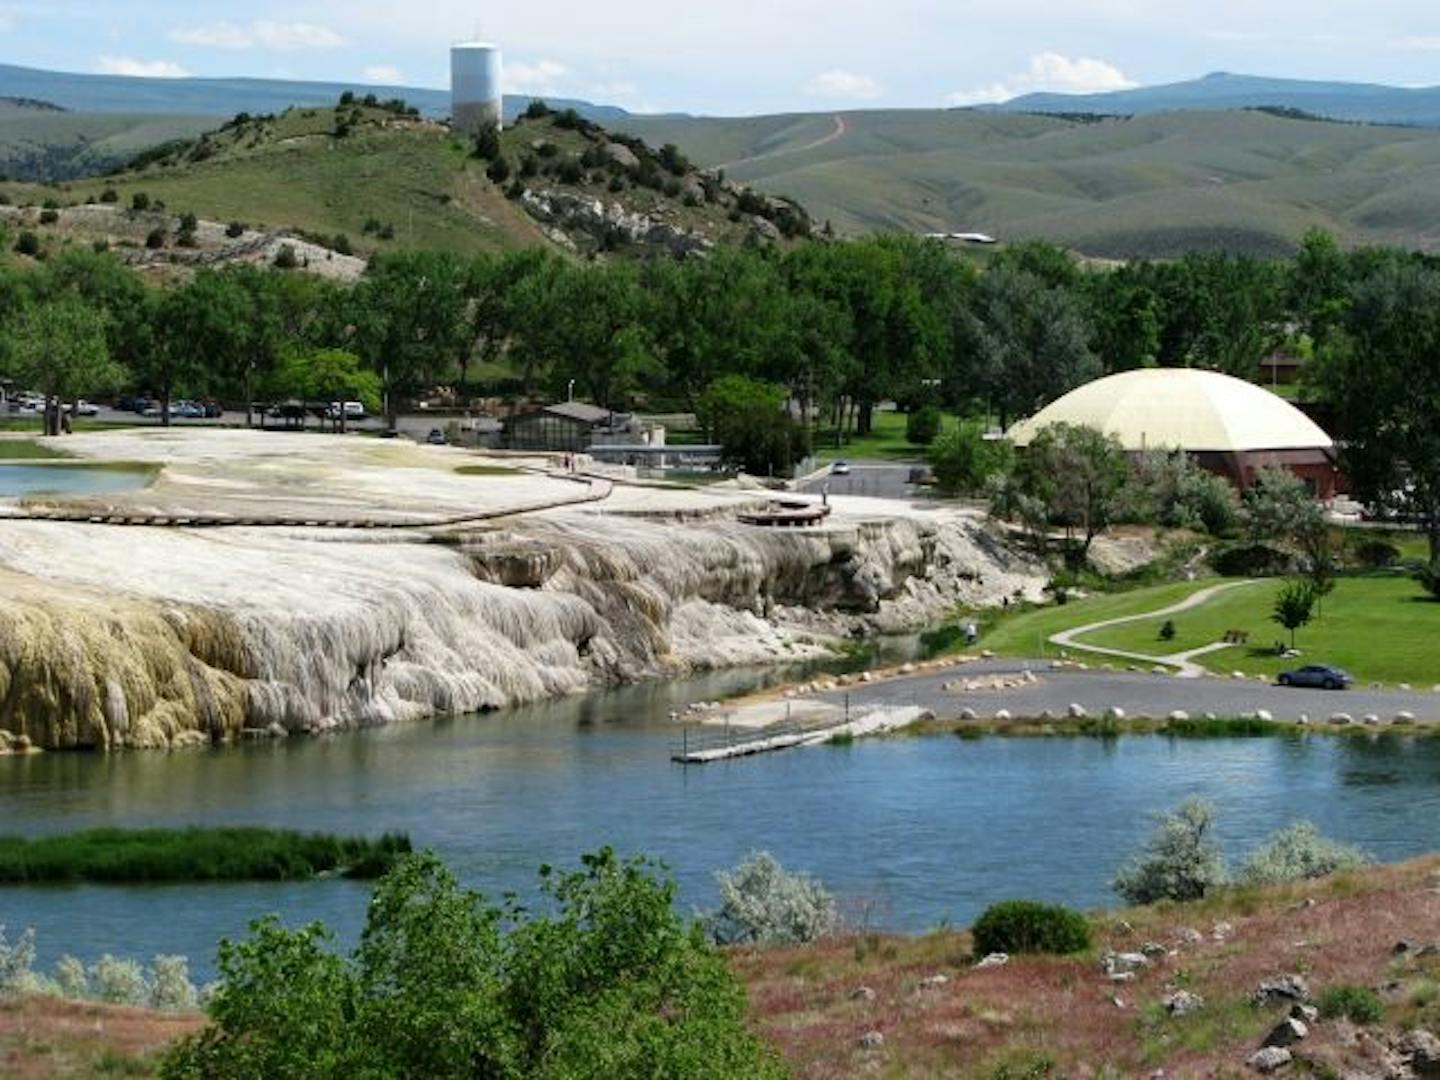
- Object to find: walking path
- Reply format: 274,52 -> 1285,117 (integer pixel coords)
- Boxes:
1048,580 -> 1262,677
0,471 -> 614,530
719,115 -> 848,170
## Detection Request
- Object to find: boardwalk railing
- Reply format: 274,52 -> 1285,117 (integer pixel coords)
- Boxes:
669,698 -> 898,764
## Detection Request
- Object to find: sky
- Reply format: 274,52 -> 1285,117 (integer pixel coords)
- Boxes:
1,1 -> 1438,115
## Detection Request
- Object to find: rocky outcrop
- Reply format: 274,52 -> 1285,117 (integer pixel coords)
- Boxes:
519,189 -> 714,259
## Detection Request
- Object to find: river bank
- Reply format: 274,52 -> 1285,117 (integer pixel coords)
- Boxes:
10,855 -> 1440,1078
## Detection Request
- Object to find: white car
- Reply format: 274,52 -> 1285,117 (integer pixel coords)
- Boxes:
830,460 -> 852,476
326,401 -> 367,420
63,400 -> 100,417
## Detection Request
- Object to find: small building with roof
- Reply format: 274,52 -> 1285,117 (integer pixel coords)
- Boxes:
1006,368 -> 1340,499
504,402 -> 629,452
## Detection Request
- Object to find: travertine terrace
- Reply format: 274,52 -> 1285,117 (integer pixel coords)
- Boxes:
0,430 -> 1044,750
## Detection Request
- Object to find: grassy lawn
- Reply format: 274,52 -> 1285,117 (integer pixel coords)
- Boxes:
1076,574 -> 1440,686
966,579 -> 1218,659
813,410 -> 964,463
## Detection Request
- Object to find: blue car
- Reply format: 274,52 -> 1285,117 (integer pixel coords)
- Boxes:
1278,665 -> 1352,690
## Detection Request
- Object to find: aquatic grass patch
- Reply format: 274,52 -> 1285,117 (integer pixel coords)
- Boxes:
1162,715 -> 1286,738
0,827 -> 411,885
0,439 -> 73,460
453,463 -> 520,477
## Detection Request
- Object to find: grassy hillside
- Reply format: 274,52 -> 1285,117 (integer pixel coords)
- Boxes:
0,103 -> 215,182
0,103 -> 801,262
618,107 -> 1440,257
995,71 -> 1440,128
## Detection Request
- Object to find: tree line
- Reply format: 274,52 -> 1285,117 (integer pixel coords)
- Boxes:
2,231 -> 1439,552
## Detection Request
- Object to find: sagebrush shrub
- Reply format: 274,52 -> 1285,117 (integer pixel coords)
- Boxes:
1112,798 -> 1227,904
92,955 -> 147,1005
1237,821 -> 1369,886
971,900 -> 1092,956
706,851 -> 839,946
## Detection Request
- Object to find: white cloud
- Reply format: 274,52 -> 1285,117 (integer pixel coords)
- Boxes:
591,80 -> 639,100
504,60 -> 568,96
170,21 -> 345,51
361,65 -> 405,85
97,55 -> 190,78
804,69 -> 883,100
1394,36 -> 1440,50
947,51 -> 1137,106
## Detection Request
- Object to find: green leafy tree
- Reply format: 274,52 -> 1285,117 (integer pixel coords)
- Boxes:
1272,578 -> 1318,649
163,850 -> 782,1080
959,265 -> 1099,428
347,251 -> 471,426
1011,422 -> 1130,560
905,406 -> 942,446
929,425 -> 1011,497
698,374 -> 808,477
268,348 -> 381,432
9,300 -> 125,435
1314,258 -> 1440,564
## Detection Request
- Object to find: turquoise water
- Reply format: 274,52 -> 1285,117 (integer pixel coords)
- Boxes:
0,464 -> 152,497
4,671 -> 1440,980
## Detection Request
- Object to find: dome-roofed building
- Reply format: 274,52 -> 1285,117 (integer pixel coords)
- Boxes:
1007,368 -> 1339,498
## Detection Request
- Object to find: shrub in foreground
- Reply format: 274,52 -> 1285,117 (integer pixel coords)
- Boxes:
1112,798 -> 1227,904
1237,821 -> 1369,886
971,899 -> 1092,956
705,851 -> 839,946
1317,984 -> 1384,1024
162,849 -> 783,1080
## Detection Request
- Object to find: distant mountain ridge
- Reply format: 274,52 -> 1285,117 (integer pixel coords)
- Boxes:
0,63 -> 630,125
992,72 -> 1440,128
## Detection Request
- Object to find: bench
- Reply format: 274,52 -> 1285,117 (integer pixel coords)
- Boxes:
1222,629 -> 1250,645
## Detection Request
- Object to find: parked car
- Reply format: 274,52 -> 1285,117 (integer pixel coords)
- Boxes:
199,399 -> 223,418
426,428 -> 447,445
830,460 -> 851,476
172,401 -> 204,419
326,401 -> 366,420
62,400 -> 100,417
1277,665 -> 1352,690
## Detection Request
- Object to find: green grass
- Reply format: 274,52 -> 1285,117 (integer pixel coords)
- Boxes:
1076,574 -> 1440,685
967,579 -> 1217,660
0,438 -> 73,459
813,409 -> 962,463
0,827 -> 412,884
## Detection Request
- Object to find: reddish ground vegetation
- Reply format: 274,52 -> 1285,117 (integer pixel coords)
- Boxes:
0,995 -> 201,1078
735,855 -> 1440,1077
7,858 -> 1440,1077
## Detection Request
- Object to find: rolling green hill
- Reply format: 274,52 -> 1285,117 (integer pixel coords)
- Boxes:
0,103 -> 804,263
0,99 -> 216,182
616,107 -> 1440,256
994,71 -> 1440,128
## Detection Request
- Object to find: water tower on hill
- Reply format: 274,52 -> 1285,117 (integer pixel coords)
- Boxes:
451,41 -> 503,135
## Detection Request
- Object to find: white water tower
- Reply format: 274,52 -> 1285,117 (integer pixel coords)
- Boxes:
451,41 -> 503,135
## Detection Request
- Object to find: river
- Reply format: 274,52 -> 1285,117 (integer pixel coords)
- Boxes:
5,667 -> 1440,980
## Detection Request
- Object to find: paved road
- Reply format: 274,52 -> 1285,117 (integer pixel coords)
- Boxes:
798,461 -> 917,500
815,659 -> 1440,723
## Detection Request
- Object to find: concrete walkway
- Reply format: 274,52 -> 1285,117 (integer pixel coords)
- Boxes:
1049,580 -> 1262,677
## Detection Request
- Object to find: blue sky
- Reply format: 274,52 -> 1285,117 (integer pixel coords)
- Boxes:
3,1 -> 1438,114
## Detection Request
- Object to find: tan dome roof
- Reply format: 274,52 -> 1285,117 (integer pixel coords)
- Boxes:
1007,369 -> 1333,453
